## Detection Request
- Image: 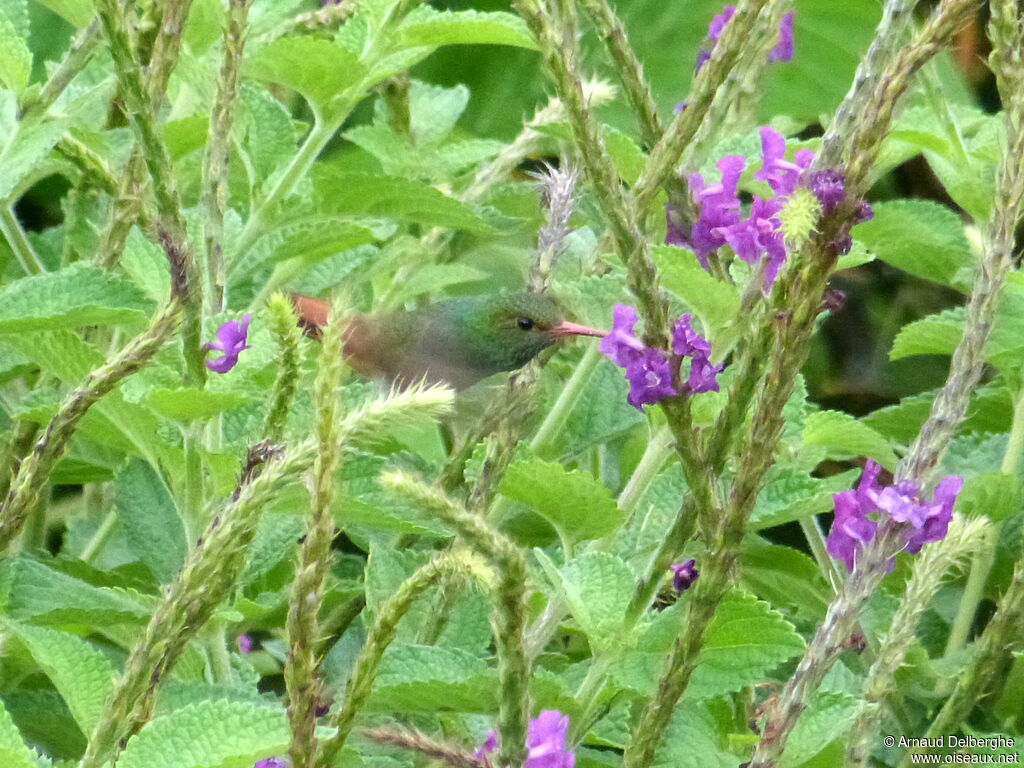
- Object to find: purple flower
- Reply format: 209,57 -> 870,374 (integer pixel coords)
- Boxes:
768,12 -> 795,62
236,634 -> 253,654
204,314 -> 252,373
254,759 -> 288,768
598,304 -> 646,368
696,6 -> 796,72
685,155 -> 745,267
809,169 -> 847,212
476,711 -> 576,768
670,559 -> 700,592
526,710 -> 575,768
755,127 -> 813,198
673,315 -> 723,393
826,460 -> 963,572
624,349 -> 678,410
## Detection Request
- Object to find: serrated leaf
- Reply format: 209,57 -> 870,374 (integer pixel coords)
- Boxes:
8,622 -> 114,734
242,84 -> 298,183
313,169 -> 494,232
2,557 -> 151,626
397,7 -> 537,50
739,541 -> 831,623
751,467 -> 860,530
230,217 -> 379,277
0,263 -> 152,332
802,410 -> 898,470
0,8 -> 31,93
651,245 -> 740,345
114,459 -> 187,584
555,552 -> 634,652
780,690 -> 859,767
854,199 -> 973,289
0,700 -> 36,768
247,36 -> 368,119
655,700 -> 742,768
862,384 -> 1012,444
121,227 -> 171,302
117,699 -> 288,768
367,644 -> 497,712
0,118 -> 65,200
624,590 -> 804,699
499,458 -> 623,541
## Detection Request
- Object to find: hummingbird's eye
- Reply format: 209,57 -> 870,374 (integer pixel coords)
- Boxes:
517,316 -> 535,331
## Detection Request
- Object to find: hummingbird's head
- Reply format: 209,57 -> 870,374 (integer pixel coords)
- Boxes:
466,292 -> 606,373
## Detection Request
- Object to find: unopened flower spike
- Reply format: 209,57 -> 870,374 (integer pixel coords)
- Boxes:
670,559 -> 700,592
204,313 -> 252,373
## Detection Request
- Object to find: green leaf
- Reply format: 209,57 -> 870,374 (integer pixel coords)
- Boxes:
117,699 -> 288,768
853,199 -> 973,289
229,217 -> 380,277
0,263 -> 152,333
32,0 -> 93,26
0,699 -> 36,768
780,690 -> 859,767
396,7 -> 537,50
751,467 -> 860,530
890,307 -> 964,360
241,84 -> 298,182
740,541 -> 831,623
313,169 -> 495,232
367,644 -> 497,712
862,384 -> 1012,443
802,410 -> 898,470
0,5 -> 31,93
0,118 -> 65,200
499,458 -> 623,541
625,590 -> 804,699
114,459 -> 187,584
651,245 -> 740,346
552,552 -> 634,652
121,227 -> 171,302
247,36 -> 367,118
1,557 -> 151,626
143,388 -> 247,422
8,622 -> 115,734
655,700 -> 743,768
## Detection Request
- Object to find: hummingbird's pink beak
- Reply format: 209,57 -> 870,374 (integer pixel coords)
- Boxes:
549,320 -> 607,338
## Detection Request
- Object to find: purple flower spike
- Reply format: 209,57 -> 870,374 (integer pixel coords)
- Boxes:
625,349 -> 678,410
687,155 -> 745,267
827,460 -> 963,572
205,314 -> 252,373
756,127 -> 812,198
809,169 -> 847,212
475,731 -> 498,760
670,559 -> 700,592
685,355 -> 725,394
254,758 -> 288,768
673,315 -> 723,392
526,710 -> 576,768
769,12 -> 795,62
236,634 -> 253,654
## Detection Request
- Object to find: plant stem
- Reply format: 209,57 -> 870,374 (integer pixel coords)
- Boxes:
530,344 -> 602,456
0,207 -> 46,275
80,509 -> 118,564
617,425 -> 673,515
18,20 -> 102,121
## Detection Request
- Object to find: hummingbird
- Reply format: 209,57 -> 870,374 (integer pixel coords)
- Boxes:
291,292 -> 606,391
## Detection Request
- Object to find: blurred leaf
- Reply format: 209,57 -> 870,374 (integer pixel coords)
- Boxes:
143,388 -> 247,422
117,700 -> 288,768
0,263 -> 152,333
314,169 -> 495,232
31,0 -> 92,27
751,467 -> 860,530
0,4 -> 31,93
862,384 -> 1012,444
8,622 -> 114,734
655,700 -> 743,768
409,80 -> 469,143
367,644 -> 497,712
499,457 -> 623,541
854,200 -> 973,290
247,36 -> 368,119
0,700 -> 35,768
114,459 -> 187,584
397,7 -> 536,50
121,227 -> 171,302
740,540 -> 831,623
779,690 -> 859,767
802,410 -> 898,470
957,473 -> 1021,522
